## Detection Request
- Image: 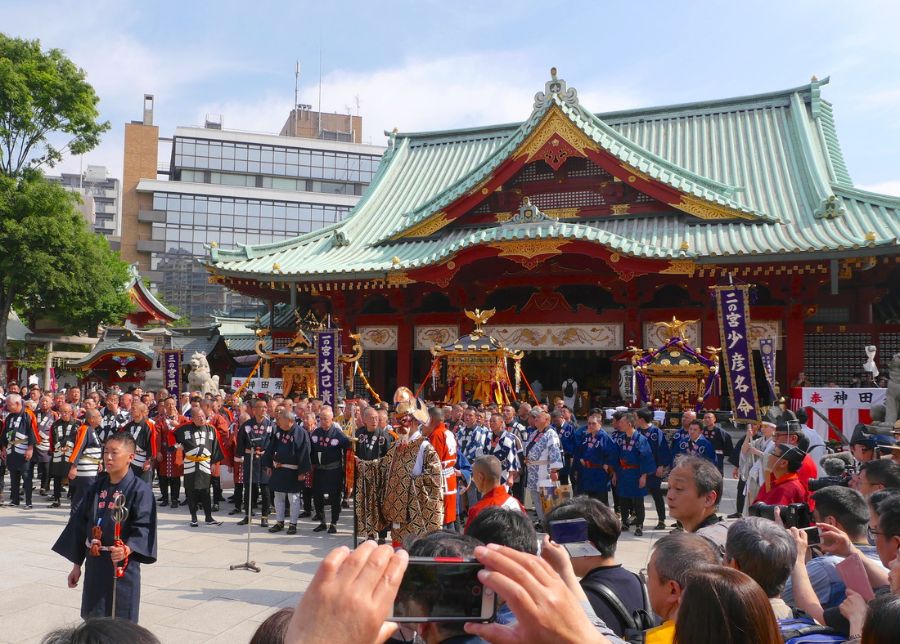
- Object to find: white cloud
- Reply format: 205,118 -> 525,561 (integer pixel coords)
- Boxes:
2,0 -> 236,177
197,53 -> 646,146
856,180 -> 900,197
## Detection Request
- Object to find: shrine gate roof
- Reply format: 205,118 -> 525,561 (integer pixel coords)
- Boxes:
208,72 -> 899,282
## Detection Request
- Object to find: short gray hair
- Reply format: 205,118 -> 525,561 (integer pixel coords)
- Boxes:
651,532 -> 719,587
724,517 -> 796,598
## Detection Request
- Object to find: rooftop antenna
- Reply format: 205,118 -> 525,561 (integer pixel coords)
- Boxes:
317,41 -> 323,138
294,60 -> 301,137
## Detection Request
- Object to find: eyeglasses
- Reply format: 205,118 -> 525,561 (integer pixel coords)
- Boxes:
867,525 -> 884,542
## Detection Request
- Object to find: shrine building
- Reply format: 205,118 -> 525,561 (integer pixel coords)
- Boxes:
207,70 -> 900,405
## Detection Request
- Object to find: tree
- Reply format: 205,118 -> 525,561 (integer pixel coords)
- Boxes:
0,175 -> 133,384
0,34 -> 109,177
0,34 -> 115,384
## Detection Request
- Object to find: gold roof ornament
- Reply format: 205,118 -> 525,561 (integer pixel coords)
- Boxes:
465,308 -> 496,338
660,316 -> 698,340
391,256 -> 401,266
865,231 -> 876,243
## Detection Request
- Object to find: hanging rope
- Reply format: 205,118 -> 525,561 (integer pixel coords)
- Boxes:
517,363 -> 542,406
414,357 -> 442,399
355,361 -> 382,404
234,359 -> 262,398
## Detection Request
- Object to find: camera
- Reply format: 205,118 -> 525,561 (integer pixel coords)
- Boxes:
749,502 -> 812,529
808,474 -> 851,491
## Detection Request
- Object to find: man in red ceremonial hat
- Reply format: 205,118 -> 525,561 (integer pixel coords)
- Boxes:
421,406 -> 458,529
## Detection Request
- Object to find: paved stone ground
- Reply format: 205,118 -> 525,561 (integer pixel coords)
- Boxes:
0,478 -> 739,643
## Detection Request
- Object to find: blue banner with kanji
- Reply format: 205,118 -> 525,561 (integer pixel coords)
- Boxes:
163,350 -> 181,396
316,330 -> 340,408
713,285 -> 761,422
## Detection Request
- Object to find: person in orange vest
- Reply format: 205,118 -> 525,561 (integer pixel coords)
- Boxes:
420,407 -> 458,530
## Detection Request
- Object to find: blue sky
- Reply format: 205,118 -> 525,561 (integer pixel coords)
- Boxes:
3,0 -> 900,194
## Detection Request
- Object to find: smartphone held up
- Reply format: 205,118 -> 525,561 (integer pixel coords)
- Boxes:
390,557 -> 496,623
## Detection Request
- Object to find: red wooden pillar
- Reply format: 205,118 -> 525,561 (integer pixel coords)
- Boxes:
396,315 -> 413,388
785,305 -> 805,384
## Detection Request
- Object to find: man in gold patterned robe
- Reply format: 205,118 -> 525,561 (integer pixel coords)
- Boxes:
379,406 -> 444,546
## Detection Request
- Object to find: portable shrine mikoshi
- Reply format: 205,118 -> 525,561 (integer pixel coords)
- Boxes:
427,308 -> 525,405
630,317 -> 721,427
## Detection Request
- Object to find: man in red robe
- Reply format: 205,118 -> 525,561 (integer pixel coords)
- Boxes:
421,407 -> 458,529
201,398 -> 232,512
154,397 -> 186,507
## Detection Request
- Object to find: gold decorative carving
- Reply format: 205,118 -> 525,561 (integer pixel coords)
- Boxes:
415,325 -> 459,350
494,212 -> 513,223
627,176 -> 636,183
611,204 -> 630,215
514,106 -> 600,164
543,207 -> 579,219
484,323 -> 624,350
675,195 -> 755,221
386,271 -> 415,287
644,320 -> 701,348
358,326 -> 399,350
490,240 -> 565,260
660,260 -> 697,275
395,211 -> 451,239
660,317 -> 699,340
609,252 -> 621,263
446,260 -> 456,270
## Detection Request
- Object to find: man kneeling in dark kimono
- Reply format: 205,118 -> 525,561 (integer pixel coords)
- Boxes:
52,432 -> 158,623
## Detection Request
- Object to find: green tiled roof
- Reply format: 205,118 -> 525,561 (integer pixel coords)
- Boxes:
209,75 -> 899,280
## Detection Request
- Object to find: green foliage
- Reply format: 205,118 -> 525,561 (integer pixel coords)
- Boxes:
0,174 -> 132,335
6,341 -> 48,371
0,33 -> 109,175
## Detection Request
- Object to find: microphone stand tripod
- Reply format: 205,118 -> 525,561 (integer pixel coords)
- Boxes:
230,440 -> 260,573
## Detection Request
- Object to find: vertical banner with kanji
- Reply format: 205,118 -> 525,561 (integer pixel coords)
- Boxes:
316,330 -> 341,408
759,337 -> 777,401
163,350 -> 182,396
713,285 -> 761,422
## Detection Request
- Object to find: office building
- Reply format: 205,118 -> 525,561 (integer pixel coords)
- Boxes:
46,165 -> 121,246
120,95 -> 384,322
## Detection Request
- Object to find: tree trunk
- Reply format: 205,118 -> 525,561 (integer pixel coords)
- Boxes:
0,280 -> 16,387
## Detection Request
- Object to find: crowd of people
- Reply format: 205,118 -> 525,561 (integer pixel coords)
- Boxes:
3,378 -> 900,643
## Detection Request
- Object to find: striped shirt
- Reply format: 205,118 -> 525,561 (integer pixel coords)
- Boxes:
51,420 -> 80,463
2,412 -> 37,457
35,411 -> 55,456
124,419 -> 156,469
177,424 -> 217,478
67,424 -> 103,478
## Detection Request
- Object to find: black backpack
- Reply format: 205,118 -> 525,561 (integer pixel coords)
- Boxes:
581,574 -> 656,644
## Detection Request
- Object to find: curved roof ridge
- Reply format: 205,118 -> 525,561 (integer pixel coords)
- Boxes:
393,78 -> 829,140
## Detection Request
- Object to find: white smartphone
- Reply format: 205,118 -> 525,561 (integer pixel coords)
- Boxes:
389,557 -> 496,623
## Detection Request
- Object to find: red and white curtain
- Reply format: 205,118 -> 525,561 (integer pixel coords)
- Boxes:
790,387 -> 886,441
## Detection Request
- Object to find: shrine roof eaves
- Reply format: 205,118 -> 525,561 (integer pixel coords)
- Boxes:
209,74 -> 899,280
